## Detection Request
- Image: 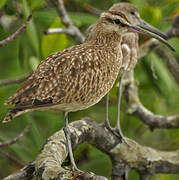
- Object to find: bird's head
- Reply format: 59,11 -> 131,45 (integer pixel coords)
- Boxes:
99,2 -> 175,51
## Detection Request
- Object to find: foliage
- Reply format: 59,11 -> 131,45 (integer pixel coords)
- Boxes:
0,0 -> 179,179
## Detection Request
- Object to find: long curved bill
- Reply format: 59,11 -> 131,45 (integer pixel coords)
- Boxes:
129,19 -> 175,51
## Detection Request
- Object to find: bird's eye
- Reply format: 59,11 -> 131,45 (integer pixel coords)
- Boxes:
131,11 -> 135,15
114,19 -> 122,24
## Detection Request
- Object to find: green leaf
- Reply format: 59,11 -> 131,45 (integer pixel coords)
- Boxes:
41,18 -> 68,58
140,6 -> 162,26
29,0 -> 45,11
69,12 -> 98,27
148,53 -> 179,96
0,24 -> 6,40
0,0 -> 6,10
22,0 -> 40,58
18,34 -> 34,70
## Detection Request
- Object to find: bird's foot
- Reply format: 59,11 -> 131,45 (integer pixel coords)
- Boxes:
103,121 -> 129,146
114,126 -> 130,146
103,121 -> 119,137
71,163 -> 82,172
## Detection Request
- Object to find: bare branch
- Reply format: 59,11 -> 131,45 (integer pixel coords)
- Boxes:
0,73 -> 30,87
0,149 -> 25,167
123,71 -> 179,129
47,0 -> 84,43
0,15 -> 32,47
0,123 -> 32,147
3,161 -> 35,180
35,118 -> 108,180
45,27 -> 75,36
83,3 -> 102,16
4,118 -> 179,179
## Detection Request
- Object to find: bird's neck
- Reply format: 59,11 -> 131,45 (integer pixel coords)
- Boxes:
85,23 -> 122,49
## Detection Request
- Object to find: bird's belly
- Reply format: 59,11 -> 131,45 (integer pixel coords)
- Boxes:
51,79 -> 116,112
50,98 -> 102,112
51,60 -> 120,112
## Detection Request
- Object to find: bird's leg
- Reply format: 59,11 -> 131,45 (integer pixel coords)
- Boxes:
63,112 -> 79,171
104,92 -> 124,138
104,93 -> 112,129
115,72 -> 129,145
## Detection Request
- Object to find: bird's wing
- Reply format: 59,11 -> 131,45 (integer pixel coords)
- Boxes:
5,44 -> 98,109
5,45 -> 79,107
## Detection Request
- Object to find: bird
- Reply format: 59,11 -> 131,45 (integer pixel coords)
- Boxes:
2,2 -> 174,171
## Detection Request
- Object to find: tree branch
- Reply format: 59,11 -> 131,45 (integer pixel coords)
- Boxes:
0,15 -> 32,47
0,73 -> 30,87
47,0 -> 84,44
83,3 -> 102,16
0,149 -> 25,167
123,71 -> 179,130
0,123 -> 32,147
45,27 -> 76,37
4,118 -> 179,179
3,161 -> 35,180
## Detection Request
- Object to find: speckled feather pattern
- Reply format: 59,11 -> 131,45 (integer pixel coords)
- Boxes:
3,2 -> 141,122
5,42 -> 121,112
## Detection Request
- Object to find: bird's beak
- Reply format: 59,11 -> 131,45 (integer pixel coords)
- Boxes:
128,19 -> 175,51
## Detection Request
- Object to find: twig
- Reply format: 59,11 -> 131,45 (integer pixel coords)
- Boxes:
46,0 -> 84,43
0,149 -> 25,167
83,3 -> 102,16
0,15 -> 32,47
45,27 -> 75,36
3,161 -> 35,180
0,73 -> 30,87
0,123 -> 32,147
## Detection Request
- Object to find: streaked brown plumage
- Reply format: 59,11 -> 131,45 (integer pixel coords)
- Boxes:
3,3 -> 174,123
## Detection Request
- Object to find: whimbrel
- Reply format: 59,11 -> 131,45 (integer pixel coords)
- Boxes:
3,2 -> 174,170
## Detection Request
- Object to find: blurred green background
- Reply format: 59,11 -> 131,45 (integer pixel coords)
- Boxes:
0,0 -> 179,179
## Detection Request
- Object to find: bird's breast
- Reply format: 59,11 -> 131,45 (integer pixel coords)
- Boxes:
55,50 -> 122,112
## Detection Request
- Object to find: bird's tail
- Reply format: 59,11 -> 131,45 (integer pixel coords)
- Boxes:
2,108 -> 31,123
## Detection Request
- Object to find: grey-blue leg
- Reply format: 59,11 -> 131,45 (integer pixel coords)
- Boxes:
115,72 -> 129,145
63,112 -> 79,171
